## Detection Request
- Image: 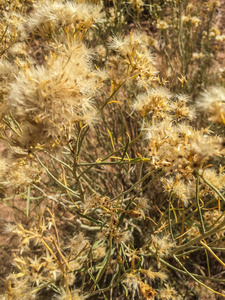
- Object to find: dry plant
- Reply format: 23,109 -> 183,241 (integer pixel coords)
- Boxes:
0,0 -> 225,299
100,0 -> 225,97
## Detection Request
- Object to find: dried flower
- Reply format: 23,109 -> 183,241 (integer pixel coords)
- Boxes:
133,87 -> 171,118
110,31 -> 157,87
139,281 -> 157,299
197,86 -> 225,124
190,16 -> 201,27
202,168 -> 225,191
159,283 -> 177,300
123,272 -> 141,291
192,52 -> 204,60
161,176 -> 190,206
54,288 -> 84,300
8,43 -> 102,149
0,158 -> 41,191
151,234 -> 175,258
156,20 -> 169,30
24,0 -> 103,39
140,267 -> 168,281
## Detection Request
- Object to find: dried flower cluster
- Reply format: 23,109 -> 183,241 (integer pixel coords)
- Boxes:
197,86 -> 225,124
3,213 -> 89,300
7,43 -> 105,149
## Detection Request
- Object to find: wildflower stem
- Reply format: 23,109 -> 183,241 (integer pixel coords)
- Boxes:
78,131 -> 145,178
178,204 -> 184,246
73,166 -> 85,202
72,208 -> 103,225
205,249 -> 211,278
100,81 -> 125,112
89,233 -> 113,293
0,25 -> 8,44
3,117 -> 22,137
160,257 -> 225,283
200,241 -> 225,268
35,154 -> 80,198
84,274 -> 125,299
199,173 -> 225,204
178,0 -> 183,62
132,169 -> 164,201
170,217 -> 225,256
77,157 -> 143,167
176,246 -> 225,257
111,169 -> 156,202
77,124 -> 90,158
168,191 -> 175,242
117,169 -> 164,227
173,255 -> 225,298
44,152 -> 73,171
196,173 -> 205,233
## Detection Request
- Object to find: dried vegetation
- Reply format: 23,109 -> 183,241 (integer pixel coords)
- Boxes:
0,0 -> 225,299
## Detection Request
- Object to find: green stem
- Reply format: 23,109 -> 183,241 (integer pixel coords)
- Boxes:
89,234 -> 113,293
111,169 -> 156,202
117,170 -> 164,227
99,82 -> 125,112
170,217 -> 225,256
199,173 -> 225,204
160,257 -> 225,283
196,173 -> 205,233
35,154 -> 80,198
173,255 -> 225,298
78,132 -> 144,178
168,191 -> 175,242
